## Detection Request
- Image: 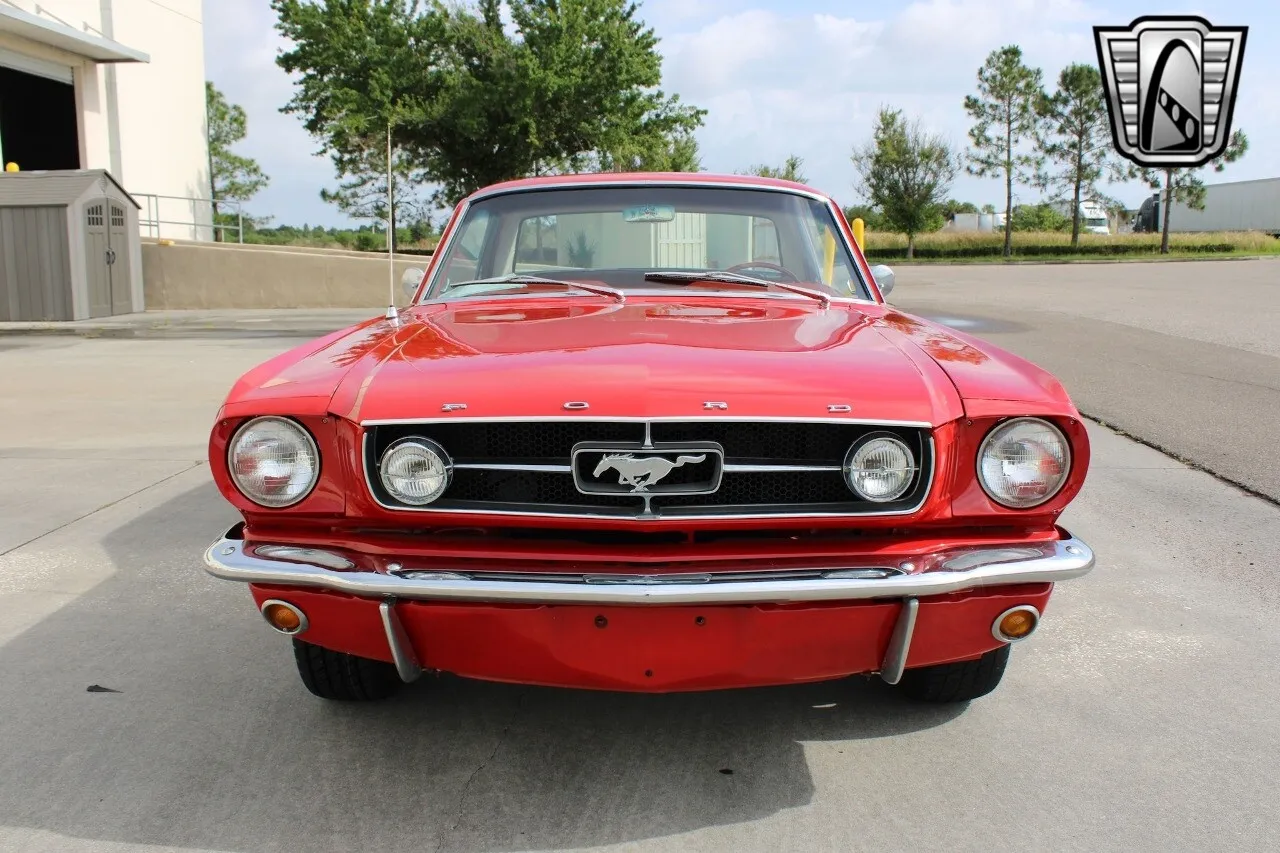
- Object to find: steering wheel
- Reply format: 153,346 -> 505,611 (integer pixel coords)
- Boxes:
724,261 -> 799,282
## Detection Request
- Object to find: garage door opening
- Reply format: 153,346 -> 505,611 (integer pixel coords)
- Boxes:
0,66 -> 80,171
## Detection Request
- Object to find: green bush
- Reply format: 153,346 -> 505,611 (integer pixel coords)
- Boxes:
1010,203 -> 1071,232
861,229 -> 1277,259
843,205 -> 886,231
353,232 -> 383,252
864,242 -> 1237,260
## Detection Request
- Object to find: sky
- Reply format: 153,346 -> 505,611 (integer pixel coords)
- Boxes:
204,0 -> 1280,228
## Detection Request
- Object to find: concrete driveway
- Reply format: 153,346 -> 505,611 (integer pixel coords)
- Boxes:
1,261 -> 1279,852
890,258 -> 1280,501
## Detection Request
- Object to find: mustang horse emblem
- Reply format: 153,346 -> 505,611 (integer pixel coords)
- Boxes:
593,453 -> 706,493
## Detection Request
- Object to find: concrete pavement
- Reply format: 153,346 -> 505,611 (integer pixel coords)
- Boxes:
1,331 -> 1279,852
890,258 -> 1280,502
0,307 -> 378,339
7,257 -> 1277,504
2,259 -> 1279,851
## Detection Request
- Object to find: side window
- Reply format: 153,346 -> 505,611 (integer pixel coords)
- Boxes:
444,210 -> 492,285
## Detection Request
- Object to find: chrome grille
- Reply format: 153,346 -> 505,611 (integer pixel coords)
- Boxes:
364,419 -> 933,519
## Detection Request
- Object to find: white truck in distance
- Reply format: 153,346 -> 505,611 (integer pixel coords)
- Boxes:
1052,199 -> 1110,234
1134,177 -> 1280,235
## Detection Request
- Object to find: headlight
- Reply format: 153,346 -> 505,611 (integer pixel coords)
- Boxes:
844,433 -> 916,502
379,438 -> 451,505
978,417 -> 1071,508
228,417 -> 320,507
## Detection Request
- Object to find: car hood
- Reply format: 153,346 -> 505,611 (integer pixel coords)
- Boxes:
229,297 -> 969,425
872,308 -> 1077,413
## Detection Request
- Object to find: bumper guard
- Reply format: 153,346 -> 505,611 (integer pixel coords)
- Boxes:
203,528 -> 1094,606
204,527 -> 1093,685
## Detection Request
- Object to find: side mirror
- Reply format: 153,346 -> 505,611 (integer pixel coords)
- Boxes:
869,264 -> 895,297
401,267 -> 425,299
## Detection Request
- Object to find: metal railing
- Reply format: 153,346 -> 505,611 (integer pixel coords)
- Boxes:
136,193 -> 244,242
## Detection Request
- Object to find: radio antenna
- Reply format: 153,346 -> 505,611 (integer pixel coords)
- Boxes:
385,121 -> 397,320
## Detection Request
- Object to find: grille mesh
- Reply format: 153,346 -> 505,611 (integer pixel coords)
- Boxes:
448,469 -> 637,508
650,422 -> 853,463
656,470 -> 852,507
373,421 -> 644,461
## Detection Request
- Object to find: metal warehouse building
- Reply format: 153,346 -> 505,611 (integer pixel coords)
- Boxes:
0,1 -> 211,241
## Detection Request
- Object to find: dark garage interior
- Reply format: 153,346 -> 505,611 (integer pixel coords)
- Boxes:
0,66 -> 80,171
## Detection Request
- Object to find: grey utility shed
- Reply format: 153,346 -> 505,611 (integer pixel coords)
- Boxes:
0,169 -> 143,321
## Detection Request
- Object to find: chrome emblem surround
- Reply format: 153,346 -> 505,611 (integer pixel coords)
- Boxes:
572,441 -> 724,502
1094,15 -> 1247,168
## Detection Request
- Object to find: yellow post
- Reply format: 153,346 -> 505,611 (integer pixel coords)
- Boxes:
4,162 -> 18,172
821,227 -> 836,285
852,217 -> 865,251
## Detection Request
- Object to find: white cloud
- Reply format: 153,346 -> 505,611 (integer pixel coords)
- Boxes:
203,0 -> 1280,224
204,0 -> 342,226
660,0 -> 1280,209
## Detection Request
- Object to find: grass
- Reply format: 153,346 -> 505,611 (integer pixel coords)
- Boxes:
861,230 -> 1280,262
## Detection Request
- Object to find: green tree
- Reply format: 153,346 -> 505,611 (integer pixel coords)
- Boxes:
424,0 -> 704,201
319,134 -> 431,241
587,129 -> 703,172
1009,203 -> 1070,232
980,203 -> 996,214
274,0 -> 440,258
843,204 -> 886,231
274,1 -> 703,204
658,132 -> 703,172
273,0 -> 437,166
851,107 -> 957,259
205,82 -> 268,240
1035,63 -> 1124,246
743,155 -> 807,183
1138,130 -> 1248,254
964,45 -> 1044,257
940,199 -> 979,220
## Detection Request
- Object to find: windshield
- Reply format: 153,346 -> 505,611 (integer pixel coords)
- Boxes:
424,185 -> 870,301
1085,217 -> 1108,228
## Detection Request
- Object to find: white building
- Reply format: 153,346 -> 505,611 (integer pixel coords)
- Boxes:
0,0 -> 211,239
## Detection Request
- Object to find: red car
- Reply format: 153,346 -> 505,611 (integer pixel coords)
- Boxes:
204,173 -> 1094,703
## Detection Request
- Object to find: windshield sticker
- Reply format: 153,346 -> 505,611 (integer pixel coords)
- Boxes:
623,204 -> 676,223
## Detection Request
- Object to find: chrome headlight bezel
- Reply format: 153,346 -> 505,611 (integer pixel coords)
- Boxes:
843,432 -> 917,503
227,416 -> 321,508
378,437 -> 453,506
977,417 -> 1072,509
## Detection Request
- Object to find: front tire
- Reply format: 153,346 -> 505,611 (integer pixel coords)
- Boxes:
292,639 -> 400,701
896,644 -> 1010,703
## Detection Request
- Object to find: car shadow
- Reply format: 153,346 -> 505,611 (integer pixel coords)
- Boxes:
0,480 -> 967,853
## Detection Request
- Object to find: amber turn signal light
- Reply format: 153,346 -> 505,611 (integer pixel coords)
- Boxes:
261,600 -> 308,635
992,605 -> 1039,643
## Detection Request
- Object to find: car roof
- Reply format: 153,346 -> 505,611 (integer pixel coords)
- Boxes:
465,172 -> 833,203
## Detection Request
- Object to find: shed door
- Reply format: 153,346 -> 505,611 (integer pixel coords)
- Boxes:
653,213 -> 707,268
84,203 -> 112,318
108,203 -> 132,314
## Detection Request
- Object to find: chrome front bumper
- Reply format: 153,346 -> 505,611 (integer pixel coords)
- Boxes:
202,527 -> 1095,607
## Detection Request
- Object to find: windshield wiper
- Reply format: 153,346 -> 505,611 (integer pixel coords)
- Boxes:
643,270 -> 831,307
443,274 -> 625,302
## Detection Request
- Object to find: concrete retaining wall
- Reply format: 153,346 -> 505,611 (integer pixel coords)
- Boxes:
141,238 -> 433,309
